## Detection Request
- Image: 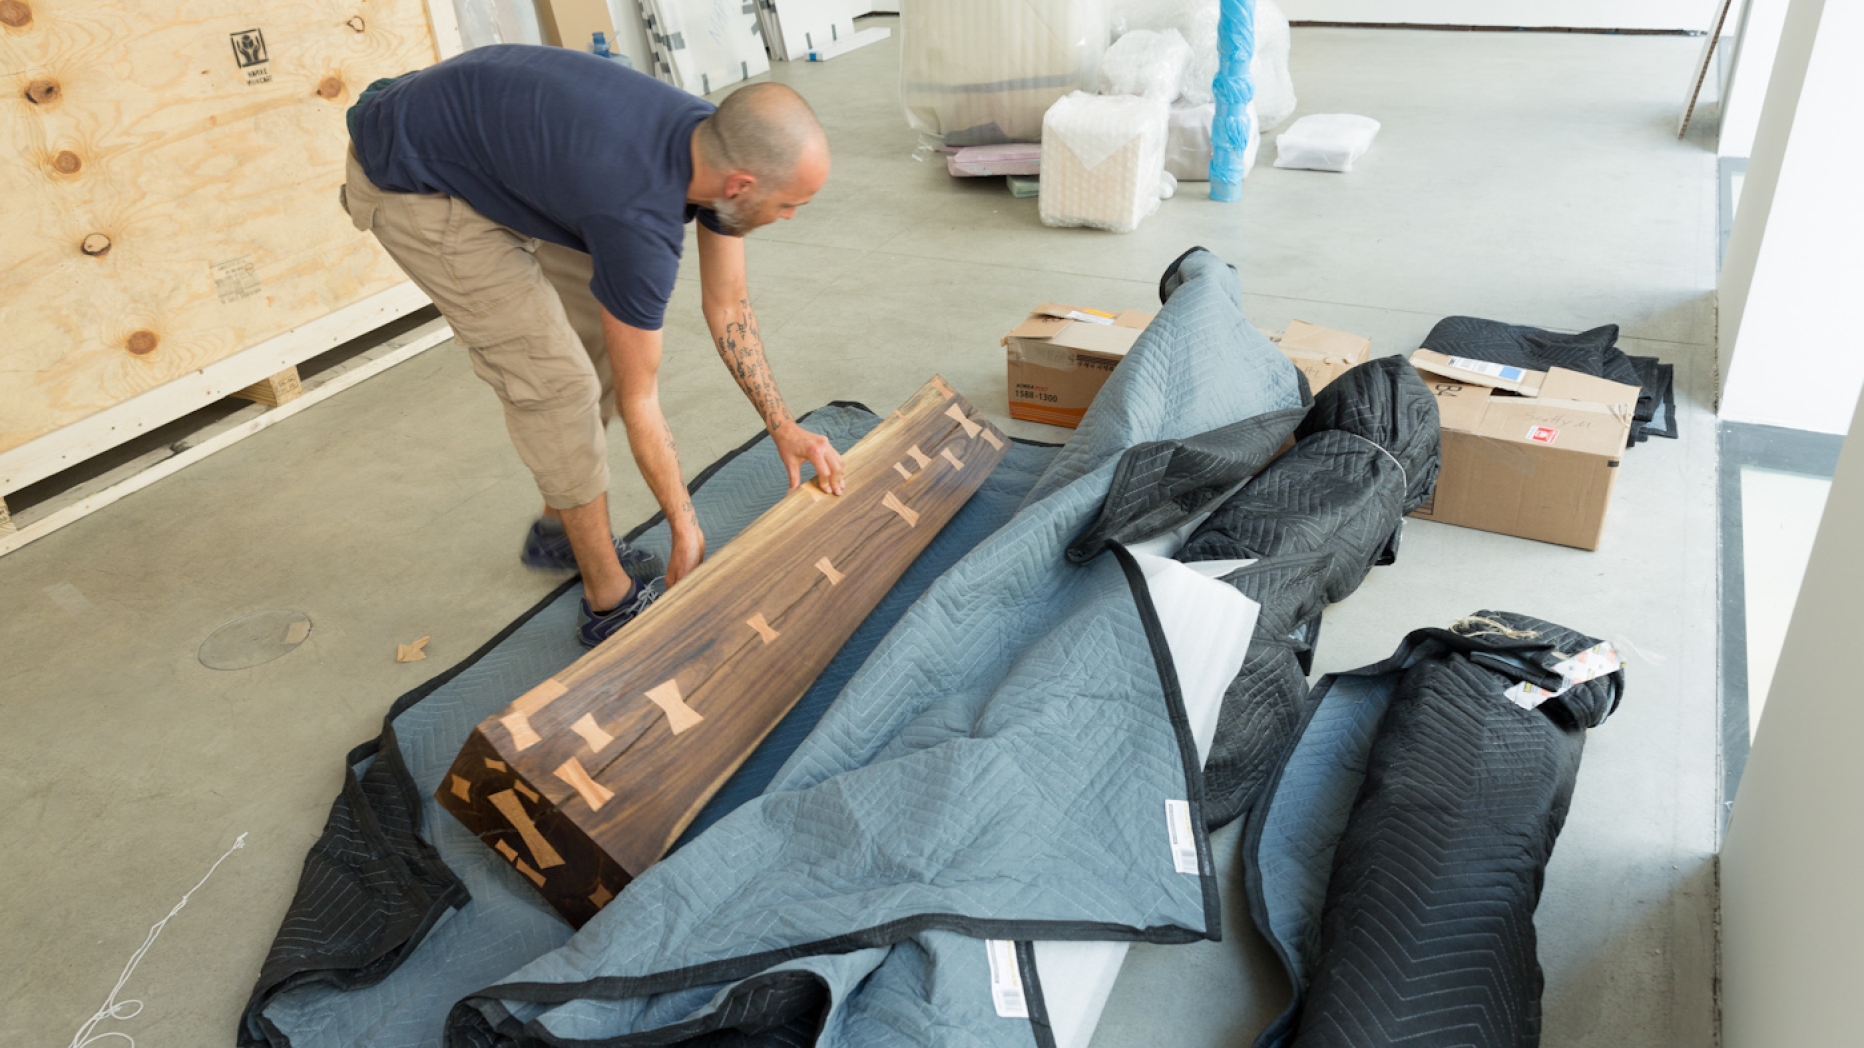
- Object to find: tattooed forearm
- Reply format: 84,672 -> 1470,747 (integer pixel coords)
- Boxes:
620,401 -> 696,539
712,297 -> 794,433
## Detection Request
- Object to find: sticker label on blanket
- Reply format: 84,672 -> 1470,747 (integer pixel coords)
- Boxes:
1446,356 -> 1528,383
1553,642 -> 1623,685
1166,799 -> 1200,875
984,939 -> 1029,1019
1503,680 -> 1559,710
1526,425 -> 1560,445
1503,642 -> 1622,710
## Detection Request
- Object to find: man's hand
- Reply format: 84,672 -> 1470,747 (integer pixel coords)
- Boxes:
774,421 -> 845,495
666,524 -> 706,588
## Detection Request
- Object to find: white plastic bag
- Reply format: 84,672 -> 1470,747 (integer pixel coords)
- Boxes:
1111,0 -> 1294,122
901,0 -> 1114,147
1165,102 -> 1213,180
1097,28 -> 1191,102
1111,0 -> 1217,105
1273,114 -> 1380,172
1040,91 -> 1171,233
1163,100 -> 1256,181
1252,0 -> 1296,130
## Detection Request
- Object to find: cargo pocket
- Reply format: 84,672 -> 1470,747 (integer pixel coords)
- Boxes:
466,329 -> 600,411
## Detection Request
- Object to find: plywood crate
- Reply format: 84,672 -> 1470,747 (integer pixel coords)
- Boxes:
0,0 -> 457,511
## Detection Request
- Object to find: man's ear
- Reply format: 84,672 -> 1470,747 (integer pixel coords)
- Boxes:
723,172 -> 758,200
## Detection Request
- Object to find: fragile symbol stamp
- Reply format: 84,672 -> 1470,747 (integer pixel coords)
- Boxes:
230,28 -> 272,84
1526,425 -> 1559,445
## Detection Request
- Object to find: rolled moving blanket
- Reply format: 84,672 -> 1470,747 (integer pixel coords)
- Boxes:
1247,612 -> 1625,1048
1175,356 -> 1442,828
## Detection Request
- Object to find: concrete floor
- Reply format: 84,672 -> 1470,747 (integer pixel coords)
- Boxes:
0,24 -> 1720,1048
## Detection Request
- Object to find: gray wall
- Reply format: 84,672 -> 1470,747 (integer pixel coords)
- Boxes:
1720,381 -> 1864,1044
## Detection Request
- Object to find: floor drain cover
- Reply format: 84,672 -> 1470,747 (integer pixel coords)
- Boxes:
199,609 -> 313,670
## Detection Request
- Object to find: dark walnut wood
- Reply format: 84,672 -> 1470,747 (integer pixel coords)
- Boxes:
437,377 -> 1011,926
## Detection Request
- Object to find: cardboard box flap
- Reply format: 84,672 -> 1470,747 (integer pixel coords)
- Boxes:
1411,349 -> 1545,396
1003,315 -> 1071,343
1031,303 -> 1120,325
1111,309 -> 1153,330
1427,381 -> 1495,434
1281,320 -> 1372,363
1048,321 -> 1145,356
1538,367 -> 1642,409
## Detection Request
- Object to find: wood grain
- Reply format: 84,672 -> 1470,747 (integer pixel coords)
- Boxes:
0,0 -> 440,455
437,378 -> 1012,926
231,365 -> 303,406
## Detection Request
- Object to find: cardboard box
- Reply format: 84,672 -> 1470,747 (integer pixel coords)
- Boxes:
1003,304 -> 1154,428
1407,350 -> 1642,550
1277,320 -> 1371,394
534,0 -> 615,49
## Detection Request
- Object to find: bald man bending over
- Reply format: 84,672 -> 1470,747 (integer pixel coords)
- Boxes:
343,46 -> 841,646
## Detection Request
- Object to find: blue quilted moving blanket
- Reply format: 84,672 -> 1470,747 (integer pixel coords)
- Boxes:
445,248 -> 1304,1046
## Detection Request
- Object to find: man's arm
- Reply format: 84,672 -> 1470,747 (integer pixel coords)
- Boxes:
696,225 -> 845,495
603,309 -> 706,586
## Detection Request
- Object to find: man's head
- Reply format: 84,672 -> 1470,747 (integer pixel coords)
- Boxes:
691,83 -> 829,236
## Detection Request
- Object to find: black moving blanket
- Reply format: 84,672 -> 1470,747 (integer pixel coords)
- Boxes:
1170,358 -> 1442,829
1421,316 -> 1676,445
1247,612 -> 1625,1048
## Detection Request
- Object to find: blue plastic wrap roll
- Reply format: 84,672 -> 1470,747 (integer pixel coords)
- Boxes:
1210,0 -> 1256,202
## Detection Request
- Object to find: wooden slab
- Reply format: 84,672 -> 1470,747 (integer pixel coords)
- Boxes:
0,0 -> 440,456
437,377 -> 1011,926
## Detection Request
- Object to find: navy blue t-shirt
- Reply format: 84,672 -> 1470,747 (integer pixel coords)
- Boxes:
349,45 -> 726,331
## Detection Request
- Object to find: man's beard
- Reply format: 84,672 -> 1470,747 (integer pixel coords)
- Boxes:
709,193 -> 760,237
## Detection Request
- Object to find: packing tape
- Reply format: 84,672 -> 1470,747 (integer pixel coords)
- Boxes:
500,678 -> 566,751
646,680 -> 705,734
946,404 -> 982,438
1005,339 -> 1080,371
554,757 -> 615,811
489,788 -> 566,868
882,490 -> 920,527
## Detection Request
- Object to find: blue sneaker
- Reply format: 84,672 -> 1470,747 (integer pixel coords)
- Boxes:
577,578 -> 664,647
521,518 -> 661,578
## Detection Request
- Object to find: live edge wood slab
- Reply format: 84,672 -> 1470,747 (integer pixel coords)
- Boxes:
437,377 -> 1010,926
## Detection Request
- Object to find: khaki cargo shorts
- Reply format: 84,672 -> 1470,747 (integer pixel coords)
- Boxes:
342,150 -> 616,510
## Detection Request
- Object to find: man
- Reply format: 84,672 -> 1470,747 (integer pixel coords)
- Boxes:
341,45 -> 844,646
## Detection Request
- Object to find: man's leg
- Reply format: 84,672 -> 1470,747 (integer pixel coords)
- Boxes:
344,154 -> 645,630
531,242 -> 659,609
555,493 -> 631,611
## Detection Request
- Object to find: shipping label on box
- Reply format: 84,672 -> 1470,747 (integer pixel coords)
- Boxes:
1407,353 -> 1641,551
1003,303 -> 1153,428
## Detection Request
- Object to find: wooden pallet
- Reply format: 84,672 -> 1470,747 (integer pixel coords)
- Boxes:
0,312 -> 453,557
